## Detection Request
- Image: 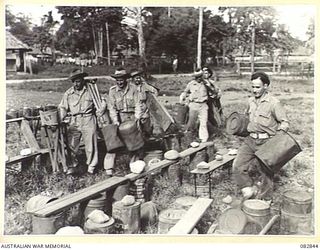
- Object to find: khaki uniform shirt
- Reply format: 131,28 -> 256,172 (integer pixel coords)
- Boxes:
108,83 -> 142,124
136,82 -> 159,118
136,82 -> 159,101
181,80 -> 208,103
59,86 -> 96,127
246,93 -> 289,136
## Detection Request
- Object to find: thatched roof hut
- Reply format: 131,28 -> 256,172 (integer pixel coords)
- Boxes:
6,30 -> 31,73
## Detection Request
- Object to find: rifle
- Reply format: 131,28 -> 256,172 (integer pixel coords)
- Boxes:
85,78 -> 111,126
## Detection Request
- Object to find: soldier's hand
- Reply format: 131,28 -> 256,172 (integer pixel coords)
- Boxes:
179,96 -> 185,104
96,108 -> 105,117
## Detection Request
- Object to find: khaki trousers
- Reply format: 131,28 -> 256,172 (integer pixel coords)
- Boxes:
187,102 -> 209,142
68,115 -> 98,168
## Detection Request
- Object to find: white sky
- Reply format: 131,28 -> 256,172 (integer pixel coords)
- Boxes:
6,4 -> 316,41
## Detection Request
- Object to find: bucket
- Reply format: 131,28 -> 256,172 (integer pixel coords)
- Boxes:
39,110 -> 59,126
164,135 -> 181,151
32,212 -> 66,234
242,199 -> 271,232
7,109 -> 18,119
84,217 -> 115,234
141,201 -> 158,229
255,131 -> 302,174
112,201 -> 141,234
119,120 -> 144,151
27,192 -> 65,235
101,124 -> 125,152
174,196 -> 197,210
83,193 -> 108,220
105,183 -> 130,214
280,209 -> 313,235
144,150 -> 163,169
175,104 -> 189,124
282,190 -> 312,214
158,209 -> 186,234
226,112 -> 249,136
45,104 -> 57,111
31,106 -> 41,117
23,107 -> 32,117
26,195 -> 58,213
218,208 -> 248,234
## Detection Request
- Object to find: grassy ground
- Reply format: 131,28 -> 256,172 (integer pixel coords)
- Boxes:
5,74 -> 314,235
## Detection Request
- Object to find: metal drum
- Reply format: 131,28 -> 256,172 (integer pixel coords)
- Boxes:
83,193 -> 108,220
119,120 -> 144,151
255,131 -> 302,174
226,112 -> 249,137
101,124 -> 125,152
26,195 -> 65,234
282,190 -> 312,214
112,201 -> 141,234
158,209 -> 186,234
84,217 -> 115,234
280,190 -> 313,235
174,196 -> 197,210
242,199 -> 271,234
280,210 -> 313,235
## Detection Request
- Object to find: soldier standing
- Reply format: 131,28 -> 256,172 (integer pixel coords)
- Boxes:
232,72 -> 289,199
130,69 -> 159,138
202,66 -> 223,127
104,68 -> 143,176
59,69 -> 100,175
179,69 -> 209,143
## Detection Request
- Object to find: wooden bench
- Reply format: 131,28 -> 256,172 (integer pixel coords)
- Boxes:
125,141 -> 214,181
31,176 -> 127,217
190,153 -> 236,198
167,198 -> 213,234
31,142 -> 214,218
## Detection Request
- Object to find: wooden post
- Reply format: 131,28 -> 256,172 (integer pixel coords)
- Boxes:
105,22 -> 111,66
197,7 -> 203,69
237,61 -> 241,75
251,25 -> 255,74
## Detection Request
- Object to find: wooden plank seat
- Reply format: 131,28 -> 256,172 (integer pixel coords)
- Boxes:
6,149 -> 49,166
125,141 -> 214,181
30,142 -> 214,218
167,198 -> 213,234
190,153 -> 236,198
30,176 -> 127,217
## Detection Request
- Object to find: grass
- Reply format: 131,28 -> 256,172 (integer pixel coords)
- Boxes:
5,73 -> 314,235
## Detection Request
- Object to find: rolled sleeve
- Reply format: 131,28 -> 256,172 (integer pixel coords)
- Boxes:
59,92 -> 69,111
273,101 -> 289,131
108,93 -> 119,124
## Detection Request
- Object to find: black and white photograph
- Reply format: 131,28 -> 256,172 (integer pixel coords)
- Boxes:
3,3 -> 317,240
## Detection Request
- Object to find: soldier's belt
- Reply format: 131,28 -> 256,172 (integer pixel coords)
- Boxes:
71,113 -> 93,117
249,132 -> 270,139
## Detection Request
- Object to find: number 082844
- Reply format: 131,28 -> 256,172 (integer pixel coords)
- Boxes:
300,244 -> 319,248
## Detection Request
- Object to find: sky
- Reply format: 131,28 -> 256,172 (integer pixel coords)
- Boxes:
6,4 -> 316,41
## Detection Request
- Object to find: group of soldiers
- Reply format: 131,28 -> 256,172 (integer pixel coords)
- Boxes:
58,66 -> 290,200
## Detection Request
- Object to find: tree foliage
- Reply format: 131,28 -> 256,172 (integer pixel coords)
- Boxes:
55,7 -> 125,56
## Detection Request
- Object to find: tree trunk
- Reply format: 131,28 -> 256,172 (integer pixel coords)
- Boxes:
136,7 -> 148,73
98,27 -> 103,58
222,37 -> 226,65
105,22 -> 111,66
92,25 -> 98,60
197,7 -> 203,69
251,25 -> 255,74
